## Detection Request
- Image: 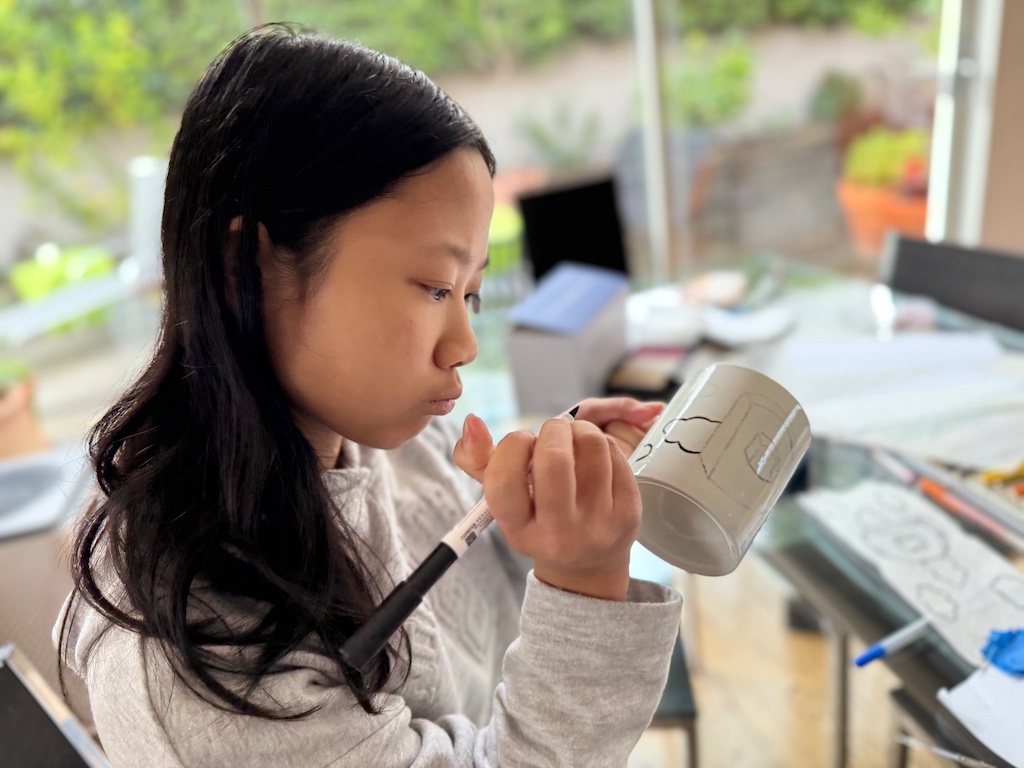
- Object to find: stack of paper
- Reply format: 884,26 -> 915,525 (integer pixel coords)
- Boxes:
760,331 -> 1024,470
938,665 -> 1024,766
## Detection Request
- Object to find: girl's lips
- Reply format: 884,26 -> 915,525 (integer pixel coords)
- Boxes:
429,399 -> 457,415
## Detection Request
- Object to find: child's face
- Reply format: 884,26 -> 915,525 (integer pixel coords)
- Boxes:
262,148 -> 494,461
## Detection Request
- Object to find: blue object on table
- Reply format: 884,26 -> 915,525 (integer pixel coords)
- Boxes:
981,629 -> 1024,675
854,617 -> 931,667
506,262 -> 629,335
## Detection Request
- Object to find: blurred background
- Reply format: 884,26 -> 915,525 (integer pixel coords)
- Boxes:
3,2 -> 1023,765
1,0 -> 954,447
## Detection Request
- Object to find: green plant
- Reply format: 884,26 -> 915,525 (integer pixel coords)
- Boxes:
676,0 -> 930,32
0,0 -> 243,232
665,32 -> 753,129
519,103 -> 600,171
9,242 -> 116,302
842,126 -> 929,190
775,0 -> 854,25
0,0 -> 637,234
808,70 -> 864,121
678,0 -> 772,32
0,357 -> 31,398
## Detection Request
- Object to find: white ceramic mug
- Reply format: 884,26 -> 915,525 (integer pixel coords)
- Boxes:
629,363 -> 812,576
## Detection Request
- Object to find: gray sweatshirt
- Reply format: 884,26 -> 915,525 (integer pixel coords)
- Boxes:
57,420 -> 682,767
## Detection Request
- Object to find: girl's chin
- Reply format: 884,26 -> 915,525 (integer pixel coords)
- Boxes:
364,418 -> 434,451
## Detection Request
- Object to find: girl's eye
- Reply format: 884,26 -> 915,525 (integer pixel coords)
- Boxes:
425,285 -> 481,314
426,286 -> 452,302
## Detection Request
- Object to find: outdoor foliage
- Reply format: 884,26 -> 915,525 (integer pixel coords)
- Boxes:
0,0 -> 634,232
665,33 -> 753,128
0,0 -> 934,235
679,0 -> 932,32
518,103 -> 601,170
808,70 -> 864,121
842,126 -> 929,189
0,0 -> 241,231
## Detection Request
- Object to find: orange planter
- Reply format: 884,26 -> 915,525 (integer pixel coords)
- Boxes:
836,179 -> 927,263
0,379 -> 49,459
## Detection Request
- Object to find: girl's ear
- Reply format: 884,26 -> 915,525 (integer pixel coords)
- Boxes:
223,217 -> 275,316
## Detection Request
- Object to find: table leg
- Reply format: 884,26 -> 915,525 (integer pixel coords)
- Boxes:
828,624 -> 850,768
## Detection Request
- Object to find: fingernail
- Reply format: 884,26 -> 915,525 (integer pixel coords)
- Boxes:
465,413 -> 485,441
462,416 -> 473,441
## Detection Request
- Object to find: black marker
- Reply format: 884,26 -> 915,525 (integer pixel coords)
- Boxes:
340,405 -> 579,673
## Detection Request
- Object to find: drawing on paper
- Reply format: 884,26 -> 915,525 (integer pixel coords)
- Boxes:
862,519 -> 949,563
915,583 -> 960,622
799,480 -> 1024,665
989,574 -> 1024,611
930,558 -> 968,588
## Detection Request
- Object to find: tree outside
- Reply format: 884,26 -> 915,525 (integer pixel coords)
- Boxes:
0,0 -> 938,270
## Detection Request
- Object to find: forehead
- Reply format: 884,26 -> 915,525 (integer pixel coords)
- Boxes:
325,150 -> 494,262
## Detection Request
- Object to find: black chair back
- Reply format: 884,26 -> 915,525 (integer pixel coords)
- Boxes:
0,644 -> 108,767
881,234 -> 1024,331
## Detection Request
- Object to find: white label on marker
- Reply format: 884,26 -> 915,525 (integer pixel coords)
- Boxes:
441,497 -> 493,557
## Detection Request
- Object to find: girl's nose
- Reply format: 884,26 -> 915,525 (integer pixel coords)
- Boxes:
436,305 -> 478,369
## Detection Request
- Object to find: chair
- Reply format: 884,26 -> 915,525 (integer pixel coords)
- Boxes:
887,688 -> 934,768
0,644 -> 107,766
0,443 -> 95,736
650,632 -> 699,768
632,545 -> 698,766
880,234 -> 1024,332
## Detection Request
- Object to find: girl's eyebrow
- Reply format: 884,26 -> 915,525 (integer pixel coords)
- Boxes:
432,243 -> 489,271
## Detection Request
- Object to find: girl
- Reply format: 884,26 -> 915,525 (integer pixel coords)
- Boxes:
57,24 -> 682,766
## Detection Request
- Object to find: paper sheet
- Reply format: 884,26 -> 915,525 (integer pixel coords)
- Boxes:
938,665 -> 1024,766
757,330 -> 1024,469
780,332 -> 1002,378
798,481 -> 1024,665
804,369 -> 1022,436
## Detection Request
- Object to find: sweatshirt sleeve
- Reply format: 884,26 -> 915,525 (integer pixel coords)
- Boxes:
83,575 -> 682,767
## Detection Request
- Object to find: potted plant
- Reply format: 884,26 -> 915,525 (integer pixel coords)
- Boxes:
808,69 -> 883,155
0,357 -> 48,459
616,32 -> 754,232
835,126 -> 929,262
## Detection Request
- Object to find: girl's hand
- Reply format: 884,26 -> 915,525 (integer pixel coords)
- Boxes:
571,397 -> 665,458
454,414 -> 641,601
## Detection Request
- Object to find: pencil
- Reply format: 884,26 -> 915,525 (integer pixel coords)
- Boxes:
897,735 -> 998,768
918,477 -> 1024,550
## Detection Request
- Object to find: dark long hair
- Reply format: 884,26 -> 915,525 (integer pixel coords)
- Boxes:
60,23 -> 495,717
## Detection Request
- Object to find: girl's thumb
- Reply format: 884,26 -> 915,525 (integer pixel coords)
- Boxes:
453,413 -> 493,484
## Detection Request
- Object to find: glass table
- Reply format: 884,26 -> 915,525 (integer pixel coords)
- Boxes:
462,252 -> 1024,767
758,438 -> 1018,768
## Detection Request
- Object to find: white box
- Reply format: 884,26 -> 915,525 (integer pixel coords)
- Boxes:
505,262 -> 628,417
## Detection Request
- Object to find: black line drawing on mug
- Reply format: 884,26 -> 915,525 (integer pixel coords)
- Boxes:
630,416 -> 720,465
631,393 -> 801,512
699,393 -> 797,501
632,443 -> 653,463
664,416 -> 721,454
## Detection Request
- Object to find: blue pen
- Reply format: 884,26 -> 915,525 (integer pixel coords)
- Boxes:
854,617 -> 931,667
